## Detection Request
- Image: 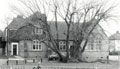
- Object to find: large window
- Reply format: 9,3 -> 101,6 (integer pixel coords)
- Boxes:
32,40 -> 42,51
95,34 -> 103,51
34,27 -> 42,34
96,40 -> 102,51
59,41 -> 66,51
87,39 -> 94,51
86,34 -> 103,51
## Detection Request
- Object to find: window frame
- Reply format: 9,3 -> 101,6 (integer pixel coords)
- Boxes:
32,40 -> 42,51
96,39 -> 102,51
95,34 -> 103,51
34,27 -> 43,35
59,41 -> 66,51
86,40 -> 95,51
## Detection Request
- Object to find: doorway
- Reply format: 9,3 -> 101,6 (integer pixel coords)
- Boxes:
11,43 -> 18,56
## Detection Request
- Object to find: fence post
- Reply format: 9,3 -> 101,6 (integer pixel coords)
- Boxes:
107,56 -> 109,64
33,59 -> 35,63
25,60 -> 27,64
41,58 -> 42,63
16,60 -> 18,65
7,60 -> 9,65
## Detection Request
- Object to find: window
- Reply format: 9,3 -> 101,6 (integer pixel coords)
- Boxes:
96,40 -> 102,51
32,40 -> 42,51
95,34 -> 102,51
87,39 -> 102,51
85,36 -> 95,51
34,27 -> 42,34
86,34 -> 103,51
91,43 -> 94,50
87,40 -> 94,51
59,41 -> 66,51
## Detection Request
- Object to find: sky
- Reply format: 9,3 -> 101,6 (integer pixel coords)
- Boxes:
0,0 -> 120,37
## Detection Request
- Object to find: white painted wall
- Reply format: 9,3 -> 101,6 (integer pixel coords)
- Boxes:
109,55 -> 119,61
115,40 -> 120,51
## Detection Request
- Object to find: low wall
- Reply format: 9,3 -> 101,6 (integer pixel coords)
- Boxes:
109,55 -> 120,61
82,51 -> 109,62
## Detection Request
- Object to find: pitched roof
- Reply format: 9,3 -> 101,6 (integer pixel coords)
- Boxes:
6,12 -> 107,41
109,31 -> 120,40
7,12 -> 46,30
9,24 -> 46,41
7,15 -> 27,30
48,21 -> 108,40
49,21 -> 68,40
5,12 -> 46,41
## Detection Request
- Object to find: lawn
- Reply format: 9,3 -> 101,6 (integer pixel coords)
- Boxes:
0,57 -> 119,69
1,61 -> 119,69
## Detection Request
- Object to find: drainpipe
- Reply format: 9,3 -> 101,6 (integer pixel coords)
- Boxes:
6,28 -> 9,56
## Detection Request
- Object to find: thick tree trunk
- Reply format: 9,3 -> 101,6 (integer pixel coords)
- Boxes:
57,52 -> 68,63
59,56 -> 68,63
69,42 -> 85,62
70,45 -> 74,58
77,51 -> 84,62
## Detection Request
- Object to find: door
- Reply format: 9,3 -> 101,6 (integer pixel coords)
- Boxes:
13,45 -> 17,55
11,43 -> 18,56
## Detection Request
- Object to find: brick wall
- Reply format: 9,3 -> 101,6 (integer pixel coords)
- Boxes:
19,40 -> 47,58
82,51 -> 109,62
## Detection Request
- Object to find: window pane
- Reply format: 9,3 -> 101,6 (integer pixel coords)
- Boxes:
63,41 -> 66,44
39,41 -> 41,44
59,46 -> 62,50
36,40 -> 38,44
33,41 -> 35,43
39,45 -> 41,49
59,41 -> 62,44
33,45 -> 35,49
36,45 -> 38,49
91,43 -> 94,50
63,45 -> 66,50
88,43 -> 91,50
35,27 -> 42,34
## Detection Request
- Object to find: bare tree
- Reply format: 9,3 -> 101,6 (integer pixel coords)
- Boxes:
70,1 -> 116,61
11,0 -> 116,62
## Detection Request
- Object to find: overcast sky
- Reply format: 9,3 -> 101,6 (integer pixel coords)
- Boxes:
0,0 -> 120,37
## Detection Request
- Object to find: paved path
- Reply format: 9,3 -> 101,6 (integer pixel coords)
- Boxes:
0,59 -> 7,65
8,56 -> 24,60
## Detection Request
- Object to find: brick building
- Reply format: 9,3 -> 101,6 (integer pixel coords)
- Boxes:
4,12 -> 109,62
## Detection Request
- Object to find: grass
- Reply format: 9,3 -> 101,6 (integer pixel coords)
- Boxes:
0,59 -> 119,69
1,61 -> 119,69
0,57 -> 119,69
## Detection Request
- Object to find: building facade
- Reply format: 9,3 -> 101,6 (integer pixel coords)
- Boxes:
109,31 -> 120,52
4,12 -> 109,62
80,24 -> 109,61
0,30 -> 3,56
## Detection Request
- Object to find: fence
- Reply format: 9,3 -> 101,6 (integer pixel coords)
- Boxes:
0,65 -> 118,69
7,58 -> 44,65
